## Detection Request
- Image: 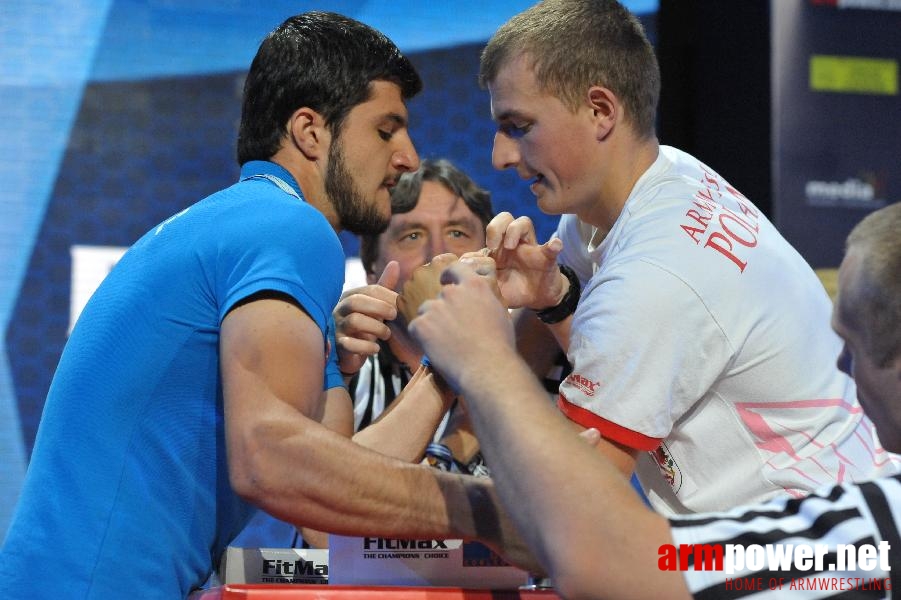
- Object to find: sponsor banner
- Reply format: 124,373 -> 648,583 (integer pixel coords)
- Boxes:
772,1 -> 900,268
328,536 -> 529,588
218,547 -> 329,585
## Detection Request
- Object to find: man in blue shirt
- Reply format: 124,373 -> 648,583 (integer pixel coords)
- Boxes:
0,12 -> 525,599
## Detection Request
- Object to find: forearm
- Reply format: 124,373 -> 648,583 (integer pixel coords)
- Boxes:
514,308 -> 560,369
513,307 -> 572,364
457,352 -> 687,600
439,414 -> 481,466
231,409 -> 486,540
221,297 -> 491,546
545,316 -> 572,354
352,363 -> 454,461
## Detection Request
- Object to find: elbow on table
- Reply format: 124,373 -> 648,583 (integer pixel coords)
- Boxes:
543,547 -> 639,600
544,559 -> 603,600
228,445 -> 271,505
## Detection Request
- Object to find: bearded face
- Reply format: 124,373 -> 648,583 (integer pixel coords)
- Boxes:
325,134 -> 390,236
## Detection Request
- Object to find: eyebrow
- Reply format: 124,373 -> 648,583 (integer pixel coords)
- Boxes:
380,113 -> 408,128
443,218 -> 481,229
392,218 -> 481,232
492,108 -> 527,123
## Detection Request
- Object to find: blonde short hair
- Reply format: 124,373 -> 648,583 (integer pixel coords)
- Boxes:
843,202 -> 901,367
479,0 -> 660,139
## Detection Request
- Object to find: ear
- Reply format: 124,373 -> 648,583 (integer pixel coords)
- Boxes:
287,107 -> 329,160
587,86 -> 617,141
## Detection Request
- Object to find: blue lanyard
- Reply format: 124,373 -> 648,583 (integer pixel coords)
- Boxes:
244,173 -> 301,200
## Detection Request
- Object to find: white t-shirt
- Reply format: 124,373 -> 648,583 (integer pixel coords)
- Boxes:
555,146 -> 898,515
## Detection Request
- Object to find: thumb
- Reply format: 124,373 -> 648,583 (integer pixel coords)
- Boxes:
377,260 -> 400,290
541,237 -> 564,262
578,427 -> 602,447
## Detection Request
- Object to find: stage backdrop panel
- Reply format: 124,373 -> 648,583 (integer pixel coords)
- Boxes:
772,0 -> 900,268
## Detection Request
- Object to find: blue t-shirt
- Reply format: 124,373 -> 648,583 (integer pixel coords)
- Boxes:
0,161 -> 345,598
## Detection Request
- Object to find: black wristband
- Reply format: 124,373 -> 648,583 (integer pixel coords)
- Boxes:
534,264 -> 581,324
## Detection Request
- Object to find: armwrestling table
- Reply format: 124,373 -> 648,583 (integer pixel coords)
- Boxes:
191,585 -> 562,599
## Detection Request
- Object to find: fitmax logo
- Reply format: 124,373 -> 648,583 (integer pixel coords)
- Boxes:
566,373 -> 600,397
262,558 -> 328,577
362,538 -> 450,551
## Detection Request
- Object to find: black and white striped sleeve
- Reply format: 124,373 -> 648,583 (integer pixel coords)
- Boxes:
668,475 -> 901,599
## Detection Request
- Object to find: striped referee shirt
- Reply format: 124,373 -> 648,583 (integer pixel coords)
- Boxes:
670,475 -> 900,598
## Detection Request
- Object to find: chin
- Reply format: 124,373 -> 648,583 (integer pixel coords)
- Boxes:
343,213 -> 390,237
536,195 -> 566,216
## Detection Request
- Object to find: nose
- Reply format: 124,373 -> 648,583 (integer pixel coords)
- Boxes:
426,235 -> 445,263
491,131 -> 520,171
393,133 -> 420,173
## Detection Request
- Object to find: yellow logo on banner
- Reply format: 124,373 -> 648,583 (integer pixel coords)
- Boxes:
810,55 -> 898,95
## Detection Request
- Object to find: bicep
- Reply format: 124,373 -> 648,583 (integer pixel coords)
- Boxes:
220,296 -> 333,457
569,419 -> 639,477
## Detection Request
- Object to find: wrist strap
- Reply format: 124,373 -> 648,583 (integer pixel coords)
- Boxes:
425,443 -> 453,471
534,264 -> 581,324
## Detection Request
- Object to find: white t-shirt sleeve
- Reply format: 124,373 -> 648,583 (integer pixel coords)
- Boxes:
558,258 -> 735,450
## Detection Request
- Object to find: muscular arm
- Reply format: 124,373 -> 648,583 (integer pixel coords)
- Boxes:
353,363 -> 455,461
513,307 -> 572,370
463,355 -> 683,600
220,296 -> 497,543
335,257 -> 458,461
513,307 -> 636,477
296,385 -> 353,549
352,254 -> 466,461
438,402 -> 482,467
300,359 -> 454,548
410,265 -> 689,600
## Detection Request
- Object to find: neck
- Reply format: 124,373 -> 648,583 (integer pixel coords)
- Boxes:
581,135 -> 660,230
270,149 -> 341,232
